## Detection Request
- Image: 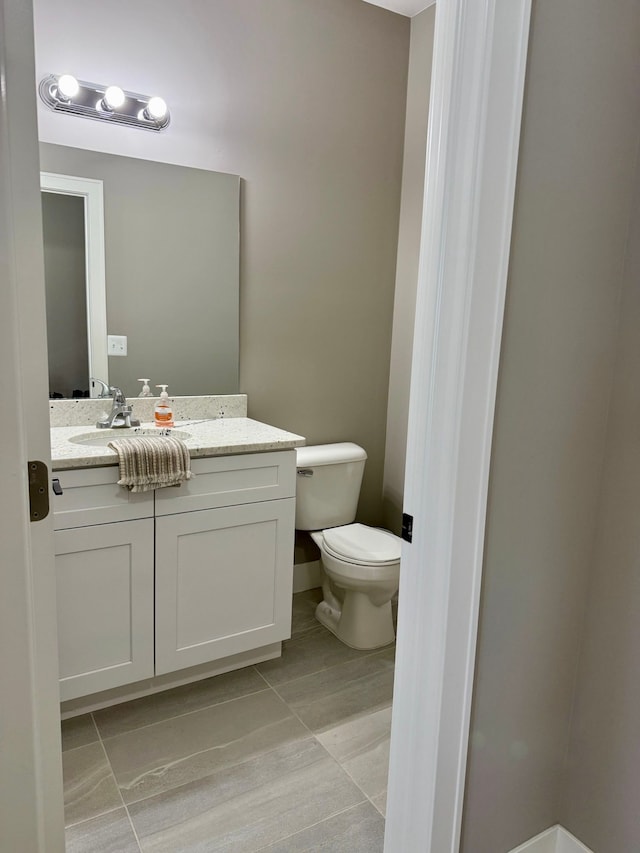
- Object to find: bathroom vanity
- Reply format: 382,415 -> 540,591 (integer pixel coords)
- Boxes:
50,397 -> 304,713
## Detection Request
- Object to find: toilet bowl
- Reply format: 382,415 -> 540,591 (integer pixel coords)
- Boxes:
311,524 -> 400,649
295,443 -> 401,650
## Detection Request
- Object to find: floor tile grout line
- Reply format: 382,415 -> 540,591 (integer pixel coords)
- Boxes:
60,713 -> 101,755
107,713 -> 322,810
314,703 -> 393,766
307,722 -> 388,820
87,711 -> 100,743
255,643 -> 393,692
256,644 -> 394,756
254,668 -> 338,740
103,667 -> 379,819
250,668 -> 385,850
92,684 -> 271,743
253,665 -> 281,692
123,801 -> 145,852
94,719 -> 130,814
325,751 -> 388,818
260,675 -> 317,740
93,712 -> 144,852
61,756 -> 384,841
60,738 -> 105,757
61,726 -> 124,831
264,668 -> 392,825
110,731 -> 332,812
91,681 -> 323,811
262,672 -> 396,729
250,801 -> 374,853
372,796 -> 386,818
63,804 -> 124,831
261,670 -> 385,812
119,739 -> 375,853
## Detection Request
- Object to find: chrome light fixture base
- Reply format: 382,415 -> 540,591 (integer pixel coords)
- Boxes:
39,74 -> 170,132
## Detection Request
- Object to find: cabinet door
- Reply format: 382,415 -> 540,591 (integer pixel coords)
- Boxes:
155,498 -> 295,675
55,519 -> 154,701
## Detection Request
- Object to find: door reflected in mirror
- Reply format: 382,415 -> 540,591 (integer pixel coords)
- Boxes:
40,143 -> 240,399
42,191 -> 89,398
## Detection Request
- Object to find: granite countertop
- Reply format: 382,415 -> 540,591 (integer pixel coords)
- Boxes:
51,418 -> 306,470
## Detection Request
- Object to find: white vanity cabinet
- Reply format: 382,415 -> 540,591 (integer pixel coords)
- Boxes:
154,452 -> 296,675
52,450 -> 296,703
53,467 -> 155,701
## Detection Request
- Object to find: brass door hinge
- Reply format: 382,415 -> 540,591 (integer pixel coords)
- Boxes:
28,460 -> 50,522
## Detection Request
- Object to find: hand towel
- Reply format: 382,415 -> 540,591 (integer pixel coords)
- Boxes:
108,435 -> 193,493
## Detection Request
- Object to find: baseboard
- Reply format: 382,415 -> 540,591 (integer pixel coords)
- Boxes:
508,825 -> 593,853
60,642 -> 282,719
292,559 -> 322,593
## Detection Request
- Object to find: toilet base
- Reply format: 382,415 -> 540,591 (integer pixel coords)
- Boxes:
315,591 -> 395,650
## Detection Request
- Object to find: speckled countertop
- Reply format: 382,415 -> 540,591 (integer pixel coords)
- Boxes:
51,418 -> 306,470
49,394 -> 248,428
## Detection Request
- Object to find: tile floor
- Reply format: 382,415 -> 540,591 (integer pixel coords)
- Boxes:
61,589 -> 394,852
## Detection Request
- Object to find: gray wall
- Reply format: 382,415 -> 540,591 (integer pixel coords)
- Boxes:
34,0 -> 410,525
461,1 -> 640,850
42,192 -> 88,397
560,140 -> 640,853
382,4 -> 435,534
40,144 -> 240,398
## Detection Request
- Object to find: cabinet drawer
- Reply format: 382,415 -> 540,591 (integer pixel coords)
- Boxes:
155,450 -> 296,515
52,466 -> 153,530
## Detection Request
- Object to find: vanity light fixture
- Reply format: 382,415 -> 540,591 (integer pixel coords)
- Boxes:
100,85 -> 126,112
143,96 -> 168,122
56,74 -> 80,101
39,74 -> 171,131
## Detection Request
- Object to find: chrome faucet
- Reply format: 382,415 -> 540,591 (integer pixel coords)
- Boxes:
89,377 -> 112,398
96,387 -> 141,429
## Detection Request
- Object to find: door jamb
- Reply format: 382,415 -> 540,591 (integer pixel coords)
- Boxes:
384,1 -> 532,850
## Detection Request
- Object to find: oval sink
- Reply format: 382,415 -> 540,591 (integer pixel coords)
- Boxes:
69,428 -> 191,447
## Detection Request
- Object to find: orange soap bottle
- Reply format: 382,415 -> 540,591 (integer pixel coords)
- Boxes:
154,385 -> 174,427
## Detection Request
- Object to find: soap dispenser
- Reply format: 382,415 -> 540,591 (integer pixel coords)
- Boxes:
138,378 -> 154,397
154,385 -> 174,427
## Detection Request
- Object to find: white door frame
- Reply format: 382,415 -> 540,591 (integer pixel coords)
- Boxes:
0,0 -> 64,849
40,172 -> 109,390
384,1 -> 531,851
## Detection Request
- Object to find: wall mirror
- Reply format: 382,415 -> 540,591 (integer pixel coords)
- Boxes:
40,143 -> 240,399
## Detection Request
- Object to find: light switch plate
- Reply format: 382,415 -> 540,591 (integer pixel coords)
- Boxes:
107,334 -> 127,356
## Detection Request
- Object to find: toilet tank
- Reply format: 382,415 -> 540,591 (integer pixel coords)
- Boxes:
295,442 -> 367,530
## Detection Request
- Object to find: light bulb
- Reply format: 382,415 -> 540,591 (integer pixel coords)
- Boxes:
57,74 -> 79,100
144,96 -> 168,121
103,85 -> 125,110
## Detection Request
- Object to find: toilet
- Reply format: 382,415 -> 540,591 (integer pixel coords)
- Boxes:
296,443 -> 401,650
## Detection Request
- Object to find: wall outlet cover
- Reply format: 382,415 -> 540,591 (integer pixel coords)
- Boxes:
107,334 -> 127,356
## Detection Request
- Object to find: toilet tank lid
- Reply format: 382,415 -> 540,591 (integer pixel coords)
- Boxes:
296,442 -> 367,467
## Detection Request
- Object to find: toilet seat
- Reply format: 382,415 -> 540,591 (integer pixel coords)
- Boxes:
321,523 -> 401,566
315,523 -> 400,649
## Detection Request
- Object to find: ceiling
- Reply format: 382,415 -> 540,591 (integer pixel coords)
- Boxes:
362,0 -> 435,16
